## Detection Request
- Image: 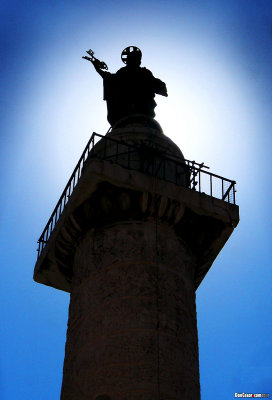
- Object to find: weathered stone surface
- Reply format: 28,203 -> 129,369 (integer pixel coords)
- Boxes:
61,221 -> 200,400
34,121 -> 239,399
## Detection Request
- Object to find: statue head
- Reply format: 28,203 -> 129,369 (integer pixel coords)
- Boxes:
121,46 -> 142,67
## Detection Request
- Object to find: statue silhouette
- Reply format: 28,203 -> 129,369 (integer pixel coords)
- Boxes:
85,46 -> 168,126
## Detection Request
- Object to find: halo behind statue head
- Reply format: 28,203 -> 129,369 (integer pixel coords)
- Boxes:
121,46 -> 142,64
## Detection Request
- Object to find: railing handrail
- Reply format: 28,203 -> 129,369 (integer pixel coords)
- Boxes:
38,133 -> 96,242
102,132 -> 210,170
37,131 -> 236,257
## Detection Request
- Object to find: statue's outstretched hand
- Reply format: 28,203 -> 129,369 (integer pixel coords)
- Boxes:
82,49 -> 108,72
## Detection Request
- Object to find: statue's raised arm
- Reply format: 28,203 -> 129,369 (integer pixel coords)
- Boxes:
83,46 -> 168,126
82,49 -> 109,78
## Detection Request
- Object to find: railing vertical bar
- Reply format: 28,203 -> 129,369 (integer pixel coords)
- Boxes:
45,228 -> 48,242
77,164 -> 80,182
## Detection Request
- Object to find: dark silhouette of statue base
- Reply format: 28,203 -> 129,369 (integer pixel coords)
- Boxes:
85,46 -> 168,126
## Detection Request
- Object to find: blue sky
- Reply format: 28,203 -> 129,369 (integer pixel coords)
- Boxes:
1,0 -> 272,399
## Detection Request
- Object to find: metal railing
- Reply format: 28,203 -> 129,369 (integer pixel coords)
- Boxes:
37,132 -> 236,257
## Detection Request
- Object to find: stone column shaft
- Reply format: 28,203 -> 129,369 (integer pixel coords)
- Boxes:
61,221 -> 200,400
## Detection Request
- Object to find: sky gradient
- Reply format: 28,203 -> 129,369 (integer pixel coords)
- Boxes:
1,1 -> 272,399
